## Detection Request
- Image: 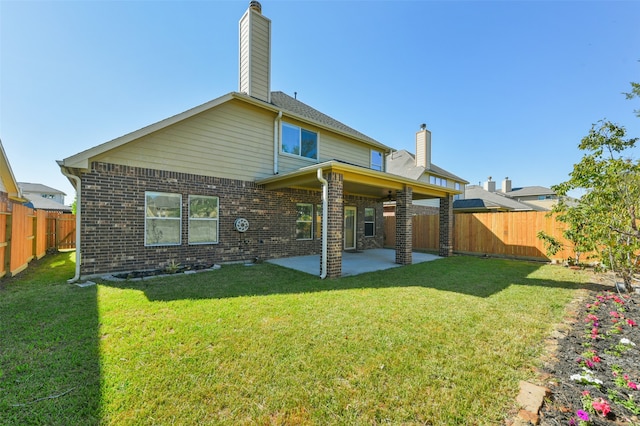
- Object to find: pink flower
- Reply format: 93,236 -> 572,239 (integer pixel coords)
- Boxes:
585,359 -> 594,368
576,410 -> 590,421
627,319 -> 637,327
592,355 -> 601,363
628,381 -> 638,390
592,398 -> 611,417
610,311 -> 620,318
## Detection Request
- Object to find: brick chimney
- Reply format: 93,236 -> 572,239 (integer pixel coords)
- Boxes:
239,1 -> 271,103
484,176 -> 496,192
415,123 -> 431,169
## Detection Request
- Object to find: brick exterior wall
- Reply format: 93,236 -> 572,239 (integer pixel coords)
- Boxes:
395,187 -> 412,265
439,195 -> 453,257
324,172 -> 343,278
79,162 -> 383,277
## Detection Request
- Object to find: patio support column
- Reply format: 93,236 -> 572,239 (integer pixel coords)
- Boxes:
324,171 -> 343,278
395,186 -> 412,265
439,194 -> 453,257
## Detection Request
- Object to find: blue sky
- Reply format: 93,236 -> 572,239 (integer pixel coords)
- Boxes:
1,0 -> 639,204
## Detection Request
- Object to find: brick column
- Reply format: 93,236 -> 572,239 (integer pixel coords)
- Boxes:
323,172 -> 343,278
395,187 -> 412,265
439,195 -> 453,257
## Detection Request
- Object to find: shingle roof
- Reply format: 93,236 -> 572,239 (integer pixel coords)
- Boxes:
457,185 -> 543,211
18,182 -> 66,195
386,149 -> 467,183
23,196 -> 71,212
505,186 -> 556,197
270,91 -> 388,149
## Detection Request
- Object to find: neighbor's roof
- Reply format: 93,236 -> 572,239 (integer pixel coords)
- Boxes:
386,149 -> 468,183
18,182 -> 66,195
24,196 -> 71,212
454,185 -> 544,211
505,186 -> 556,197
0,138 -> 26,202
60,91 -> 391,170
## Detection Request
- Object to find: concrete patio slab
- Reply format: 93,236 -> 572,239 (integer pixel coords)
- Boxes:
267,248 -> 441,277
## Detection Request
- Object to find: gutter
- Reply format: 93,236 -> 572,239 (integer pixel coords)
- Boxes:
274,110 -> 282,174
58,164 -> 82,283
316,168 -> 328,279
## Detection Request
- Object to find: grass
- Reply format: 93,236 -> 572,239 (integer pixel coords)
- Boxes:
0,252 -> 595,425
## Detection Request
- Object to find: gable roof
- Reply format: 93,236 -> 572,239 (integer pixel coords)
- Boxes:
454,185 -> 544,212
270,91 -> 385,149
0,139 -> 26,202
504,186 -> 556,197
386,149 -> 467,183
18,182 -> 66,195
60,91 -> 391,171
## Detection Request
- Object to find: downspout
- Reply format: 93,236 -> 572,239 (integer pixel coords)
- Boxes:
60,166 -> 82,283
316,168 -> 328,279
274,110 -> 282,174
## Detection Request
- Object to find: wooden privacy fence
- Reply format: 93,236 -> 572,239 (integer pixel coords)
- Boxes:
0,202 -> 75,278
384,211 -> 575,261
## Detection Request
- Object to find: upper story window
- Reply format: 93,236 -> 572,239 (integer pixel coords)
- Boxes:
430,176 -> 447,187
282,122 -> 318,160
454,182 -> 461,201
371,150 -> 383,171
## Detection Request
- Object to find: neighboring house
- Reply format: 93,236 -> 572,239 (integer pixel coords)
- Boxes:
0,139 -> 27,205
18,182 -> 71,212
454,177 -> 559,212
58,2 -> 464,279
385,124 -> 468,216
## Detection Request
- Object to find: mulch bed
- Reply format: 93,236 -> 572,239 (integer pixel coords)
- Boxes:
538,278 -> 640,425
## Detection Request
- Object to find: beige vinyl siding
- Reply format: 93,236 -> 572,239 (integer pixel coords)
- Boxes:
276,117 -> 373,175
0,178 -> 6,194
93,100 -> 275,181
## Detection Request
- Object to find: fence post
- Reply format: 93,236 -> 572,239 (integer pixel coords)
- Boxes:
5,213 -> 12,276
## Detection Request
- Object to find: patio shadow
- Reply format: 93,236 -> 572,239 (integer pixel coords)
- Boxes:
98,255 -> 612,302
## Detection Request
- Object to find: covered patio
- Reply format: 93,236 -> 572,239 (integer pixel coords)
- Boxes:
258,160 -> 459,278
267,248 -> 441,277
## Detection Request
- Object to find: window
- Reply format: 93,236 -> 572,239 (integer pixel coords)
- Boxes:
371,150 -> 383,171
188,195 -> 219,244
315,204 -> 323,239
145,192 -> 182,246
430,176 -> 447,187
282,122 -> 318,160
454,182 -> 462,201
364,207 -> 375,237
296,203 -> 313,239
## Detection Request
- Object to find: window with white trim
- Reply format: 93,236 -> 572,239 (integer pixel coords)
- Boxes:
282,122 -> 318,160
364,207 -> 375,237
454,182 -> 462,200
430,176 -> 448,187
188,195 -> 219,244
371,150 -> 383,171
145,192 -> 182,246
296,203 -> 313,240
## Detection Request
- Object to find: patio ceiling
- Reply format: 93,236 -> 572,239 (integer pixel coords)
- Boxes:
257,161 -> 458,200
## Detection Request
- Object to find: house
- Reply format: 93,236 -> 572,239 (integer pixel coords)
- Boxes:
385,124 -> 469,216
454,177 -> 558,213
57,1 -> 464,280
0,139 -> 28,206
18,182 -> 71,212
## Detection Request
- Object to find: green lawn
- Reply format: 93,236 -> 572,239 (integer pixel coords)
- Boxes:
1,252 -> 592,425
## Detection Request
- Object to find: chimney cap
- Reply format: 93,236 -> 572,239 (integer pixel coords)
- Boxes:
249,0 -> 262,13
420,123 -> 427,130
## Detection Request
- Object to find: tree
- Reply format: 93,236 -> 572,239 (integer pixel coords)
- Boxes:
552,120 -> 640,292
623,81 -> 640,117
